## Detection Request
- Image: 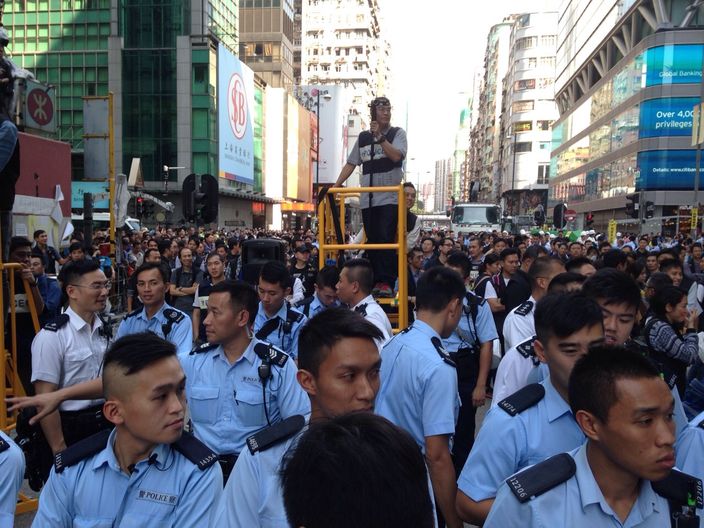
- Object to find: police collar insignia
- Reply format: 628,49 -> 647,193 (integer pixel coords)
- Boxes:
354,303 -> 368,316
431,336 -> 456,368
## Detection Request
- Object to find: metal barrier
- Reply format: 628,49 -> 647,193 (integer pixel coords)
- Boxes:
0,262 -> 41,514
318,185 -> 408,332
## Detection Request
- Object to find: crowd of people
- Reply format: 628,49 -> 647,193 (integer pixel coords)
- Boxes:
1,219 -> 704,527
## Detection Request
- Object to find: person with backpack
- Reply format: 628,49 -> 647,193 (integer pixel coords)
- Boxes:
643,284 -> 699,397
329,96 -> 407,298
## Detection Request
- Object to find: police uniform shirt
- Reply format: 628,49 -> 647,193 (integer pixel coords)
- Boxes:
32,429 -> 223,527
503,296 -> 536,352
179,338 -> 310,456
213,424 -> 307,527
484,443 -> 671,528
457,375 -> 584,502
0,430 -> 24,528
674,410 -> 704,524
375,320 -> 460,451
442,293 -> 497,353
116,302 -> 193,356
351,294 -> 393,343
491,337 -> 539,408
253,302 -> 307,360
31,307 -> 108,412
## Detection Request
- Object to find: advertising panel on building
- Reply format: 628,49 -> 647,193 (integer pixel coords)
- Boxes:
218,44 -> 255,185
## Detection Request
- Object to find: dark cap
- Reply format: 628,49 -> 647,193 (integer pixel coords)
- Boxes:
295,244 -> 312,253
370,96 -> 390,108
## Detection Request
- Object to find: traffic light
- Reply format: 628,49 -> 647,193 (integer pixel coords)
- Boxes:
625,193 -> 639,218
645,201 -> 655,219
183,173 -> 218,224
136,197 -> 144,217
585,212 -> 594,227
553,203 -> 567,229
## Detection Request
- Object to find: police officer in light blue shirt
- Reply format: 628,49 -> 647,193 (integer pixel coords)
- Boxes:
675,409 -> 704,525
456,293 -> 605,526
116,262 -> 193,356
253,261 -> 307,359
375,267 -> 465,528
0,430 -> 24,528
486,346 -> 692,528
294,265 -> 340,319
180,280 -> 309,483
214,308 -> 384,527
33,333 -> 222,528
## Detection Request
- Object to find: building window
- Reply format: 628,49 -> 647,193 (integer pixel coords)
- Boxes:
515,142 -> 532,153
512,100 -> 534,113
518,14 -> 530,27
539,141 -> 550,150
514,79 -> 536,91
537,164 -> 550,184
540,35 -> 557,47
516,36 -> 537,50
539,56 -> 555,68
537,78 -> 553,88
513,121 -> 532,133
537,120 -> 551,131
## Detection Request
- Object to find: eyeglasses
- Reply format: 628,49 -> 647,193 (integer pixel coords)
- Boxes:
70,281 -> 112,291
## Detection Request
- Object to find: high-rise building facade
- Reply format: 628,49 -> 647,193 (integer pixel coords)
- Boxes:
434,157 -> 451,213
550,0 -> 704,232
468,17 -> 514,204
301,0 -> 390,125
498,10 -> 559,218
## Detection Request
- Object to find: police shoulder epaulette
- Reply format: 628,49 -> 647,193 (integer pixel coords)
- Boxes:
354,303 -> 368,317
514,300 -> 534,317
0,436 -> 9,453
652,469 -> 704,509
172,431 -> 218,471
506,452 -> 576,503
431,336 -> 456,368
43,313 -> 70,332
189,342 -> 219,355
466,291 -> 486,306
498,383 -> 545,416
515,336 -> 537,359
253,342 -> 290,368
295,297 -> 315,309
246,414 -> 306,455
286,305 -> 305,323
54,429 -> 112,473
163,308 -> 186,323
125,308 -> 142,319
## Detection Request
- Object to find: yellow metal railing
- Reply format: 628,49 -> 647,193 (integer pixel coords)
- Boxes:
0,262 -> 41,514
318,185 -> 408,332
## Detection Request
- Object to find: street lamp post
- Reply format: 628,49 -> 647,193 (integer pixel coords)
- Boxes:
309,88 -> 331,205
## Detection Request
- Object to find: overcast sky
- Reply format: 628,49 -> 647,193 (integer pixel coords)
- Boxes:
380,0 -> 541,187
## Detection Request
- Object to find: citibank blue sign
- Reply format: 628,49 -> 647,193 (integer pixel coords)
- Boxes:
637,150 -> 696,191
644,44 -> 704,86
639,97 -> 698,139
217,44 -> 254,185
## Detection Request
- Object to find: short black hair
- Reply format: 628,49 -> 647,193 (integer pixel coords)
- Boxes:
68,242 -> 85,253
565,257 -> 594,273
59,258 -> 102,296
298,307 -> 383,376
523,245 -> 547,261
547,272 -> 586,293
446,252 -> 472,279
259,260 -> 292,289
143,248 -> 161,261
583,268 -> 641,310
102,333 -> 177,399
649,285 -> 686,319
499,247 -> 519,261
602,249 -> 628,269
315,265 -> 340,290
645,271 -> 672,295
33,229 -> 46,239
341,258 -> 374,294
134,261 -> 169,283
206,251 -> 225,263
280,413 -> 434,528
479,252 -> 500,274
415,266 -> 466,313
527,256 -> 564,288
660,259 -> 683,273
9,236 -> 32,256
403,181 -> 416,191
534,293 -> 603,344
569,345 -> 662,423
209,280 -> 259,326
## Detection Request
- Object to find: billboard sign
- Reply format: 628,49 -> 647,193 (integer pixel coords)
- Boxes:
639,97 -> 698,139
72,181 -> 110,209
218,44 -> 255,185
644,44 -> 704,86
637,149 -> 696,190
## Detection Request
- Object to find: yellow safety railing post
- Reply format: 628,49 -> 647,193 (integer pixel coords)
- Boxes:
317,185 -> 408,333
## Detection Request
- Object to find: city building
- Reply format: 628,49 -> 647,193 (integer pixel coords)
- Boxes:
498,10 -> 559,219
301,0 -> 390,125
550,0 -> 704,232
434,157 -> 452,213
451,102 -> 472,202
468,17 -> 515,204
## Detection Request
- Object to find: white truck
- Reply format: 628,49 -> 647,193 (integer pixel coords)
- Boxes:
449,203 -> 501,234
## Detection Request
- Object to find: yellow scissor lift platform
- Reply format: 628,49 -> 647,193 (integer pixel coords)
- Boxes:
318,184 -> 408,333
0,262 -> 41,515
